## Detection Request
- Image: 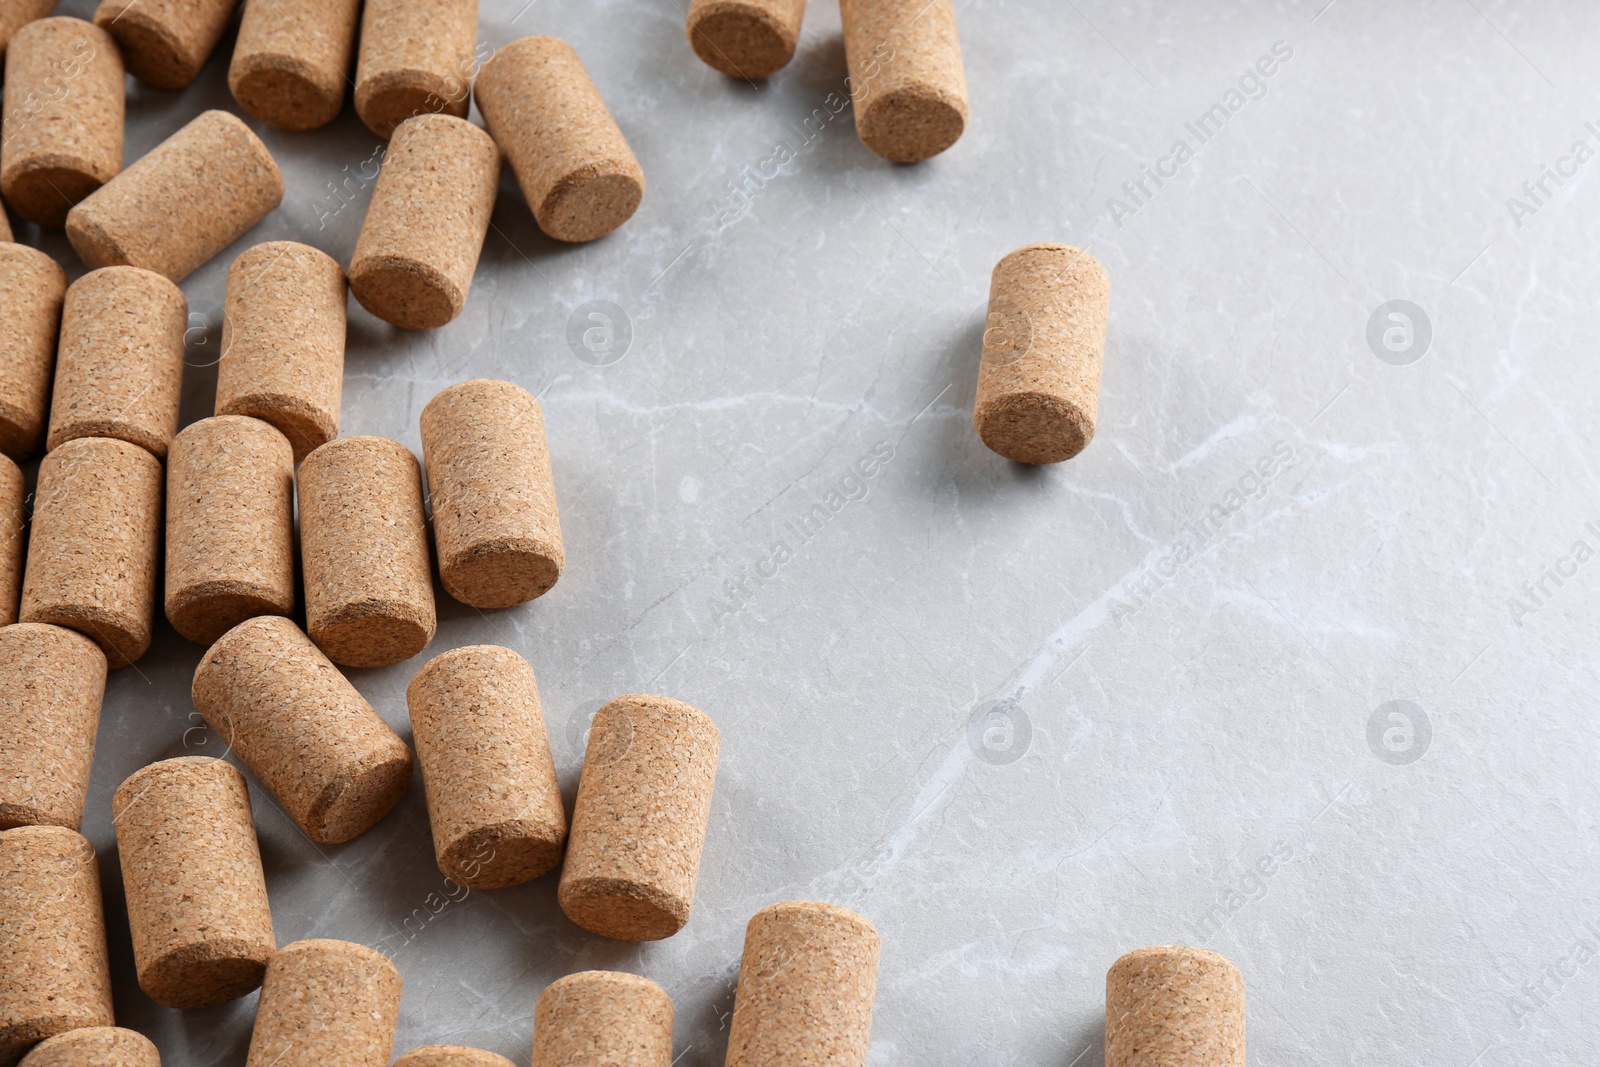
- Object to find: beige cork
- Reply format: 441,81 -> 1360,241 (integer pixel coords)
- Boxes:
475,37 -> 644,244
396,1048 -> 514,1067
0,826 -> 114,1067
686,0 -> 805,80
0,0 -> 55,61
724,901 -> 881,1067
1,18 -> 123,228
66,110 -> 284,284
298,436 -> 435,667
191,616 -> 414,843
419,379 -> 564,609
974,243 -> 1109,465
92,0 -> 236,89
532,971 -> 672,1067
18,1028 -> 160,1067
48,266 -> 185,458
0,205 -> 10,242
20,436 -> 161,668
0,244 -> 65,459
0,457 -> 21,625
112,758 -> 276,1009
165,416 -> 295,645
1105,946 -> 1245,1067
0,624 -> 106,831
558,694 -> 719,941
839,0 -> 968,163
245,939 -> 401,1067
229,0 -> 360,131
352,0 -> 476,139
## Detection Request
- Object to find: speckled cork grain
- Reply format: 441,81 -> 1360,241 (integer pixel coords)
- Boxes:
1105,947 -> 1245,1067
839,0 -> 968,163
92,0 -> 237,89
0,458 -> 23,626
0,624 -> 107,831
353,0 -> 477,138
245,940 -> 401,1067
686,0 -> 806,80
0,0 -> 55,59
532,971 -> 673,1067
0,244 -> 66,459
230,0 -> 361,130
395,1047 -> 514,1067
18,1027 -> 160,1067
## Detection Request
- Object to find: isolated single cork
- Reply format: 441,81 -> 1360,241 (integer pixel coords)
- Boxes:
0,458 -> 22,625
230,0 -> 361,130
0,624 -> 106,831
1105,946 -> 1245,1067
839,0 -> 968,162
298,436 -> 435,666
66,110 -> 284,283
686,0 -> 805,79
532,972 -> 672,1067
558,694 -> 720,941
396,1048 -> 514,1067
246,940 -> 401,1067
353,0 -> 476,138
92,0 -> 236,89
420,379 -> 564,608
1,18 -> 124,228
20,437 -> 162,668
475,37 -> 645,243
191,616 -> 414,843
724,901 -> 881,1067
0,244 -> 65,459
18,1028 -> 160,1067
0,0 -> 55,60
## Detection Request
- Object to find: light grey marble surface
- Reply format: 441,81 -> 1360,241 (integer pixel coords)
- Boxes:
11,0 -> 1598,1064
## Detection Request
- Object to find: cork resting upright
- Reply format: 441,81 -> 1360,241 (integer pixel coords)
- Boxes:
1105,946 -> 1245,1067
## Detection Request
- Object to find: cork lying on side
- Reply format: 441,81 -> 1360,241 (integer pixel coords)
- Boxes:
230,0 -> 361,130
395,1048 -> 514,1067
93,0 -> 238,89
246,940 -> 401,1067
686,0 -> 806,80
839,0 -> 969,162
353,0 -> 477,138
18,1028 -> 160,1067
0,0 -> 55,60
1105,946 -> 1245,1067
0,625 -> 107,831
532,972 -> 672,1067
0,458 -> 22,626
0,244 -> 66,459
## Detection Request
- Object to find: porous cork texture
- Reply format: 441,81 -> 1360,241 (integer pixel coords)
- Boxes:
475,37 -> 645,243
0,244 -> 66,459
230,0 -> 361,130
66,110 -> 284,283
0,624 -> 107,831
216,242 -> 347,462
0,206 -> 10,242
406,646 -> 566,889
1,18 -> 124,228
420,379 -> 564,608
686,0 -> 805,80
974,243 -> 1110,465
839,0 -> 969,163
396,1047 -> 514,1067
1105,946 -> 1245,1067
191,616 -> 414,843
245,939 -> 401,1067
112,758 -> 276,1009
0,458 -> 22,625
165,416 -> 295,644
48,266 -> 185,458
0,0 -> 55,60
0,826 -> 114,1067
353,0 -> 477,138
558,694 -> 720,941
92,0 -> 237,89
18,1027 -> 160,1067
532,971 -> 672,1067
724,901 -> 881,1067
20,437 -> 162,668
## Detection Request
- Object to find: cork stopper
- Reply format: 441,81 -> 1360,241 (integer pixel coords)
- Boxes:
0,244 -> 66,459
230,0 -> 361,130
0,0 -> 55,60
191,616 -> 414,843
839,0 -> 968,162
20,436 -> 163,668
686,0 -> 805,80
558,694 -> 720,941
532,971 -> 672,1067
0,624 -> 107,831
66,110 -> 284,284
0,458 -> 22,626
724,901 -> 881,1067
0,206 -> 11,243
474,37 -> 644,243
1,18 -> 124,228
1105,946 -> 1245,1067
352,0 -> 477,138
112,757 -> 276,1009
395,1048 -> 513,1067
18,1028 -> 160,1067
419,379 -> 564,609
92,0 -> 238,89
406,646 -> 566,889
245,939 -> 402,1067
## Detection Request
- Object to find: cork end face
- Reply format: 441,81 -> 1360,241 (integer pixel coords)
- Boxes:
441,542 -> 562,609
0,402 -> 44,463
306,747 -> 414,843
230,56 -> 344,131
441,821 -> 565,889
138,937 -> 274,1009
350,254 -> 467,330
17,1028 -> 160,1067
688,4 -> 799,79
310,600 -> 436,669
166,582 -> 295,646
20,606 -> 150,669
537,170 -> 645,244
974,391 -> 1094,465
559,876 -> 691,941
94,9 -> 199,89
858,87 -> 969,163
1,161 -> 108,229
356,76 -> 471,140
63,204 -> 130,273
0,1012 -> 109,1067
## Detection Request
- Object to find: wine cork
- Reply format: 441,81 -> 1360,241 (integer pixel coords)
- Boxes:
0,205 -> 10,242
348,114 -> 498,330
1,18 -> 124,228
532,972 -> 672,1067
686,0 -> 805,80
474,37 -> 644,244
0,244 -> 65,459
20,437 -> 162,668
0,457 -> 22,626
245,940 -> 401,1067
0,826 -> 114,1067
558,694 -> 719,941
0,0 -> 55,61
165,416 -> 295,645
838,0 -> 968,163
92,0 -> 237,89
191,616 -> 414,843
0,624 -> 106,831
724,901 -> 881,1067
298,436 -> 435,667
66,109 -> 284,284
18,1028 -> 160,1067
229,0 -> 361,131
1106,946 -> 1245,1067
48,266 -> 185,458
112,758 -> 276,1009
396,1048 -> 513,1067
419,379 -> 564,609
352,0 -> 476,139
973,243 -> 1109,465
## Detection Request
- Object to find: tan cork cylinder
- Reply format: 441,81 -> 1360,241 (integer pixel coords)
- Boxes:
0,0 -> 56,61
532,971 -> 672,1067
838,0 -> 968,163
112,757 -> 276,1009
475,37 -> 644,244
419,379 -> 564,609
18,1028 -> 160,1067
20,436 -> 162,668
48,266 -> 185,458
724,901 -> 881,1067
0,244 -> 66,459
298,436 -> 435,667
245,939 -> 401,1067
686,0 -> 805,80
352,0 -> 476,138
558,694 -> 719,941
974,243 -> 1109,465
230,0 -> 361,131
66,110 -> 284,283
0,205 -> 10,242
165,416 -> 295,645
406,645 -> 566,889
0,624 -> 106,831
0,457 -> 22,625
191,615 -> 414,843
0,826 -> 114,1067
1105,946 -> 1245,1067
92,0 -> 236,89
396,1048 -> 514,1067
1,18 -> 124,228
